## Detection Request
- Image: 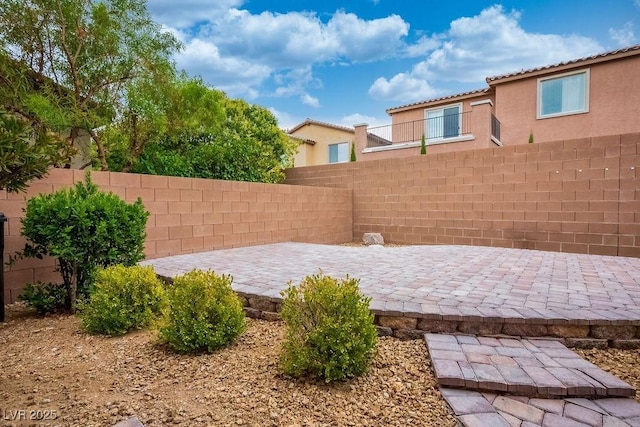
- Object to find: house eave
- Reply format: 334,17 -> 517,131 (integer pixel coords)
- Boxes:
486,45 -> 640,86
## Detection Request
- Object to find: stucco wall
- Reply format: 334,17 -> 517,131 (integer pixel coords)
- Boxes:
289,124 -> 354,166
495,55 -> 640,146
1,170 -> 352,303
286,133 -> 640,259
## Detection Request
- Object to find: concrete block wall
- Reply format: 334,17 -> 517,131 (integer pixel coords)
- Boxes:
1,170 -> 352,303
285,133 -> 640,258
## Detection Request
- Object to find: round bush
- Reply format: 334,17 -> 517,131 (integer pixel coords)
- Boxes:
159,270 -> 246,353
79,265 -> 166,336
280,273 -> 378,382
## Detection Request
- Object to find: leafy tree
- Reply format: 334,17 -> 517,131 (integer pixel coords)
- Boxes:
103,74 -> 225,172
350,141 -> 357,162
132,97 -> 297,183
420,134 -> 427,155
0,0 -> 181,170
0,110 -> 69,193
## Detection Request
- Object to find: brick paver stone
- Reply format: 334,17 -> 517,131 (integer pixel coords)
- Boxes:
543,412 -> 592,427
493,396 -> 545,424
563,402 -> 604,426
521,366 -> 568,396
458,413 -> 513,427
594,399 -> 640,419
470,363 -> 508,392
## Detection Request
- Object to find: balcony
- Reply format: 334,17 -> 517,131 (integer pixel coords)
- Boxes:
365,111 -> 473,149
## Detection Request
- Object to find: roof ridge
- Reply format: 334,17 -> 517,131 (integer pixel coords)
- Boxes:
287,118 -> 355,134
486,44 -> 640,82
386,87 -> 490,113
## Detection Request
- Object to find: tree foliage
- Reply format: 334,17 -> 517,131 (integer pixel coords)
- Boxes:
0,0 -> 296,183
0,110 -> 69,193
0,0 -> 181,170
129,97 -> 297,183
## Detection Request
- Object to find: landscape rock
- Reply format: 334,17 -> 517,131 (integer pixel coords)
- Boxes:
377,315 -> 417,330
362,233 -> 384,246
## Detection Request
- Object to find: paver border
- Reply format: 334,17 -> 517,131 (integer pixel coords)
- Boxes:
157,275 -> 640,348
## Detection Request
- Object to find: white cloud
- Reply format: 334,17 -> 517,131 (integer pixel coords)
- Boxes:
404,35 -> 441,58
369,5 -> 604,102
268,108 -> 301,131
609,22 -> 636,46
325,12 -> 408,62
369,73 -> 440,102
300,93 -> 320,108
152,5 -> 411,100
340,113 -> 389,128
148,0 -> 243,28
176,38 -> 271,96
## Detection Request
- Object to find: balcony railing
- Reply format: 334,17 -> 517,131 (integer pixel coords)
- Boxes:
366,111 -> 472,148
491,113 -> 501,141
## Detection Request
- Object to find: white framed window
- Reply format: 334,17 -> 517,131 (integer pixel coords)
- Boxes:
328,142 -> 349,163
424,103 -> 462,140
537,69 -> 589,119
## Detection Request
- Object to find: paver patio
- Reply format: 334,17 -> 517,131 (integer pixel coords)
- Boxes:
144,242 -> 640,326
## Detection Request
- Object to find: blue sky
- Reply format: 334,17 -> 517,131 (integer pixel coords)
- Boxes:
146,0 -> 640,129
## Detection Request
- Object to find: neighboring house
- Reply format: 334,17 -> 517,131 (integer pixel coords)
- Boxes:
354,44 -> 640,159
288,119 -> 355,167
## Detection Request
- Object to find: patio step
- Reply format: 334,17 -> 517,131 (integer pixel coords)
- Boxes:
424,333 -> 635,398
424,334 -> 640,427
440,389 -> 640,427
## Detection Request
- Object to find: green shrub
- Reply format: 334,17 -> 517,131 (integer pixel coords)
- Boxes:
79,265 -> 166,336
420,134 -> 427,155
19,282 -> 68,315
17,172 -> 149,308
280,273 -> 378,382
159,270 -> 246,353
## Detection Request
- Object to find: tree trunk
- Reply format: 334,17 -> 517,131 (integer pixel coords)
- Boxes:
91,130 -> 109,171
69,261 -> 78,310
121,113 -> 142,173
65,127 -> 80,168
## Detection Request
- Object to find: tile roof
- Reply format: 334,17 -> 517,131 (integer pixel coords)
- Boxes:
287,118 -> 354,134
486,44 -> 640,82
386,44 -> 640,115
386,88 -> 490,113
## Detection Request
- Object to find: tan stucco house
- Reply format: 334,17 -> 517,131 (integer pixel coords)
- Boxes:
289,119 -> 355,167
354,44 -> 640,160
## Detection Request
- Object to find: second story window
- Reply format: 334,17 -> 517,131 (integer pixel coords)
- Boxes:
538,70 -> 589,119
329,142 -> 349,163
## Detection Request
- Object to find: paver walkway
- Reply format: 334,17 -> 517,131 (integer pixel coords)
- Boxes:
441,388 -> 640,427
424,334 -> 634,398
144,242 -> 640,324
425,333 -> 640,426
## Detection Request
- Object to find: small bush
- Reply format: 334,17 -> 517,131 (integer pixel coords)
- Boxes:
79,265 -> 166,336
19,282 -> 68,315
159,270 -> 246,353
18,172 -> 149,308
280,273 -> 378,382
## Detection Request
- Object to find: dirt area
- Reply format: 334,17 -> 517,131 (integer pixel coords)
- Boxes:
0,304 -> 457,427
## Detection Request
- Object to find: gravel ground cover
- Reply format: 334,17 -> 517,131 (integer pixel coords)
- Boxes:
0,304 -> 457,427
